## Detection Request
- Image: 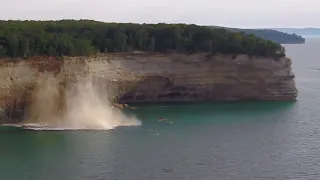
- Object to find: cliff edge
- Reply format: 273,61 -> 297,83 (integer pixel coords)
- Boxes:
0,53 -> 297,123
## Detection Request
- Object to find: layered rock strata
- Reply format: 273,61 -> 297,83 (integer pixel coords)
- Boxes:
0,53 -> 298,123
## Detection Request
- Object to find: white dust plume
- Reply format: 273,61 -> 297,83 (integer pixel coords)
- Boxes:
23,74 -> 141,130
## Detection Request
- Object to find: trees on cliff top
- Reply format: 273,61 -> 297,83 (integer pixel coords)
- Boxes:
0,20 -> 286,58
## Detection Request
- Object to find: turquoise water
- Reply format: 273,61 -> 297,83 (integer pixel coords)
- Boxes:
1,38 -> 320,180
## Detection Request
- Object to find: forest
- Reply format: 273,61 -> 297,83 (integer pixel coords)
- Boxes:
233,29 -> 305,44
0,20 -> 286,58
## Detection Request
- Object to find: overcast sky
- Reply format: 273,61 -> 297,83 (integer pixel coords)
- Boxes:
1,0 -> 319,28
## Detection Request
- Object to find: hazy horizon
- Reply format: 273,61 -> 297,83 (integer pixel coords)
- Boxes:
1,0 -> 320,28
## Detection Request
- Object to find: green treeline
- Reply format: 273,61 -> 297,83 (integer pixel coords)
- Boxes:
0,20 -> 286,58
234,29 -> 305,44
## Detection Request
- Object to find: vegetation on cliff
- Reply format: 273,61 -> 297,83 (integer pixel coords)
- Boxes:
211,26 -> 306,44
226,28 -> 305,44
0,20 -> 286,58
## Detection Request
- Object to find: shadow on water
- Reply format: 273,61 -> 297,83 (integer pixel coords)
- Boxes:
126,101 -> 297,126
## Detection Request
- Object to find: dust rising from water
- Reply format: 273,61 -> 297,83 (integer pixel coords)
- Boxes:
22,74 -> 141,130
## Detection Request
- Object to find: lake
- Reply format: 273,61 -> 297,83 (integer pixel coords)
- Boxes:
1,38 -> 320,180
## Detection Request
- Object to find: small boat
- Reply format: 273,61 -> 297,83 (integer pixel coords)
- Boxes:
158,117 -> 166,121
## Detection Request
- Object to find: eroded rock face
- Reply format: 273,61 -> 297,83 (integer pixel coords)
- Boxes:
0,53 -> 298,123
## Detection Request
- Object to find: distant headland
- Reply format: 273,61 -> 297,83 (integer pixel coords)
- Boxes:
211,26 -> 306,44
273,28 -> 320,36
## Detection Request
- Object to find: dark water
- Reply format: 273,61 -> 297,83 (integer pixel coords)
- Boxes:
1,38 -> 320,180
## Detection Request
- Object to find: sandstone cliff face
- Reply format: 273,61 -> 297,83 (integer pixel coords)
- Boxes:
0,53 -> 297,123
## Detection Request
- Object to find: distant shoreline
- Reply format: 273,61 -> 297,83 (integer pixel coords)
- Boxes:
303,35 -> 320,38
273,28 -> 320,37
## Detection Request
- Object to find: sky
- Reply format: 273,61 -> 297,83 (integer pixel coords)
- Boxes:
1,0 -> 319,28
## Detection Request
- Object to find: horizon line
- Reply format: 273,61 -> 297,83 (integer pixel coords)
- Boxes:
1,18 -> 319,29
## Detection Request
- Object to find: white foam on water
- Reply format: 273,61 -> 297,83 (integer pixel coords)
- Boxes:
22,74 -> 141,131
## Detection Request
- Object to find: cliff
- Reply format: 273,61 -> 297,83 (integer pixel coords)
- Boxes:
0,53 -> 298,123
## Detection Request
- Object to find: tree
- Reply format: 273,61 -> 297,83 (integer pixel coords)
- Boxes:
149,37 -> 156,52
6,35 -> 19,57
173,27 -> 183,50
115,31 -> 127,52
136,28 -> 149,50
21,38 -> 30,58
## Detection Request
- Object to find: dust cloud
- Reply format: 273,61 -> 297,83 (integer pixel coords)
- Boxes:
23,74 -> 141,130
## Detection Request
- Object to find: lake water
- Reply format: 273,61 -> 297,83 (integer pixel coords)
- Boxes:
1,38 -> 320,180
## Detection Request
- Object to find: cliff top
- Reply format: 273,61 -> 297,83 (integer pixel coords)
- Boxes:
0,19 -> 286,58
